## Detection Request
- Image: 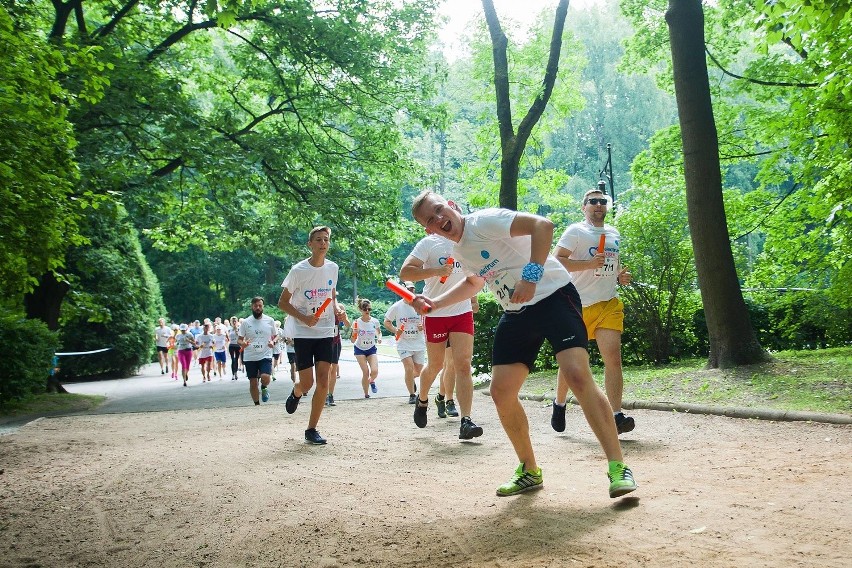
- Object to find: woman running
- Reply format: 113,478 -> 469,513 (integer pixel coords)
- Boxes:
352,298 -> 382,398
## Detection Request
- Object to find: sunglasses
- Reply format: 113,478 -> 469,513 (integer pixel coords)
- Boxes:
586,198 -> 608,206
362,307 -> 372,311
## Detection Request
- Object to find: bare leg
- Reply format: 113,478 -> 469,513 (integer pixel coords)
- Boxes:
489,363 -> 536,470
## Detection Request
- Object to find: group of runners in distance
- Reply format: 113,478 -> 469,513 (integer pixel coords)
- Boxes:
153,185 -> 639,499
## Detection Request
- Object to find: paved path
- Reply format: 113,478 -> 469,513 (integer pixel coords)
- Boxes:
63,341 -> 423,414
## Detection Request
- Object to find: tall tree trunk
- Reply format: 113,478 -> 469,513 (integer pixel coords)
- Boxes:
666,0 -> 770,368
482,0 -> 568,211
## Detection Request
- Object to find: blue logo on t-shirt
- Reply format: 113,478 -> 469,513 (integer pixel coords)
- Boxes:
328,279 -> 333,286
481,250 -> 490,259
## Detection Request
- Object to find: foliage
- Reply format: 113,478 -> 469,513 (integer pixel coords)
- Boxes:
620,0 -> 851,317
57,203 -> 166,378
0,313 -> 59,403
0,8 -> 89,299
522,347 -> 851,415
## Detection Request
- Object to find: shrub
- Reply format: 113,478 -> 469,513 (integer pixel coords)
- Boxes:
0,314 -> 59,402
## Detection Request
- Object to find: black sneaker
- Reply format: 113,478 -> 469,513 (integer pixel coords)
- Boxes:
305,428 -> 326,445
551,401 -> 566,433
435,395 -> 447,418
408,393 -> 416,404
445,399 -> 459,417
285,390 -> 301,414
459,417 -> 483,440
614,412 -> 635,434
414,398 -> 429,428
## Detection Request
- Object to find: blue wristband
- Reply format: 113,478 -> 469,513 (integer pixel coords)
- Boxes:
521,262 -> 544,283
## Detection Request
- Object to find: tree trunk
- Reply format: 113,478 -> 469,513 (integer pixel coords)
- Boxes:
24,272 -> 69,331
482,0 -> 568,211
666,0 -> 770,368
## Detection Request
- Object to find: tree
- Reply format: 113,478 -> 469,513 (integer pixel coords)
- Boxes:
482,0 -> 571,210
0,8 -> 88,305
9,0 -> 442,334
665,0 -> 769,367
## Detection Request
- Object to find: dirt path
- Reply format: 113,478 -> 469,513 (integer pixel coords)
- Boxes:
0,395 -> 848,567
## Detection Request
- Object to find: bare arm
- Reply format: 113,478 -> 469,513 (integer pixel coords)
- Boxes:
553,245 -> 605,272
277,287 -> 316,327
413,276 -> 485,314
508,213 -> 554,304
400,254 -> 451,283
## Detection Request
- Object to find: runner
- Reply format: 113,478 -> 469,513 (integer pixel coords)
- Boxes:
227,316 -> 240,380
400,233 -> 482,439
238,297 -> 277,405
352,298 -> 382,398
154,318 -> 172,375
408,190 -> 637,498
277,226 -> 342,445
213,324 -> 228,381
196,323 -> 215,382
326,309 -> 350,406
175,323 -> 197,387
384,282 -> 426,404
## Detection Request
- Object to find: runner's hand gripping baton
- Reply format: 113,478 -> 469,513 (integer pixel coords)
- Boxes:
314,297 -> 332,320
440,257 -> 454,284
386,280 -> 431,313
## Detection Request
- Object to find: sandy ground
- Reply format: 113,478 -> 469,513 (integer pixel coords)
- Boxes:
0,394 -> 849,568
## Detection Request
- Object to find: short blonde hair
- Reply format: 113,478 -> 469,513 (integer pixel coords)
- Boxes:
411,190 -> 440,221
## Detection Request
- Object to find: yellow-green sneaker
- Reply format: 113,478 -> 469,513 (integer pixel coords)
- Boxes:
608,461 -> 637,498
496,463 -> 543,497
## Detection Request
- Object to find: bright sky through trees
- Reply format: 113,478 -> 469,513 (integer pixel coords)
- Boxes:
437,0 -> 600,60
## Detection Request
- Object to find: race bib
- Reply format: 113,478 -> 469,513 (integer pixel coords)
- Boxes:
492,272 -> 518,310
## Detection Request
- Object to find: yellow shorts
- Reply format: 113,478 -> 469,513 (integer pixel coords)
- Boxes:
581,298 -> 624,340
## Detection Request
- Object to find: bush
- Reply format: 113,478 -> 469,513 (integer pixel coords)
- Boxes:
58,203 -> 166,379
0,314 -> 59,402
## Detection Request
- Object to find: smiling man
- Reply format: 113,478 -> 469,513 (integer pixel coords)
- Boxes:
408,190 -> 637,499
552,188 -> 635,436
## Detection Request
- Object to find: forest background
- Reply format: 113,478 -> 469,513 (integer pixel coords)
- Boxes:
1,0 -> 849,399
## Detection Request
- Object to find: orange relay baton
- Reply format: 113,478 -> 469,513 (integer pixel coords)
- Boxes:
598,234 -> 606,255
314,297 -> 332,320
386,280 -> 431,313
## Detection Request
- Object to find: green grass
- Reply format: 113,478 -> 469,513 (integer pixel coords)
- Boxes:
519,347 -> 852,415
0,393 -> 105,424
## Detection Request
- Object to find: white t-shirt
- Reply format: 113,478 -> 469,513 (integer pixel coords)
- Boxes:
409,234 -> 472,317
273,327 -> 285,355
385,300 -> 425,352
281,259 -> 339,339
155,325 -> 172,348
454,208 -> 571,311
196,333 -> 214,358
556,220 -> 621,306
352,317 -> 381,351
239,314 -> 276,362
213,333 -> 227,353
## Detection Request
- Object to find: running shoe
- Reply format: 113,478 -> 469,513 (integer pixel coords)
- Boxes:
458,417 -> 483,440
364,394 -> 370,399
496,463 -> 543,497
305,428 -> 327,445
261,386 -> 269,403
370,382 -> 377,394
614,412 -> 635,434
445,399 -> 459,417
328,394 -> 336,406
161,369 -> 165,375
408,393 -> 416,404
285,390 -> 300,414
435,395 -> 447,418
551,400 -> 566,433
414,398 -> 429,428
608,461 -> 638,498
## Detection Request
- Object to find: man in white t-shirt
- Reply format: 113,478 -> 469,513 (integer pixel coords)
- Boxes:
400,234 -> 482,440
552,188 -> 635,435
277,226 -> 343,445
384,282 -> 426,404
408,190 -> 637,499
154,318 -> 172,375
238,297 -> 277,405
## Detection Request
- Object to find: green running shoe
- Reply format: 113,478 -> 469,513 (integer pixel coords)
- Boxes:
608,461 -> 637,498
496,463 -> 543,497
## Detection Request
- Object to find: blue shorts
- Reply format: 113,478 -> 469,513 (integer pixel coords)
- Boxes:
214,351 -> 227,363
354,345 -> 378,357
492,283 -> 588,371
243,358 -> 273,379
